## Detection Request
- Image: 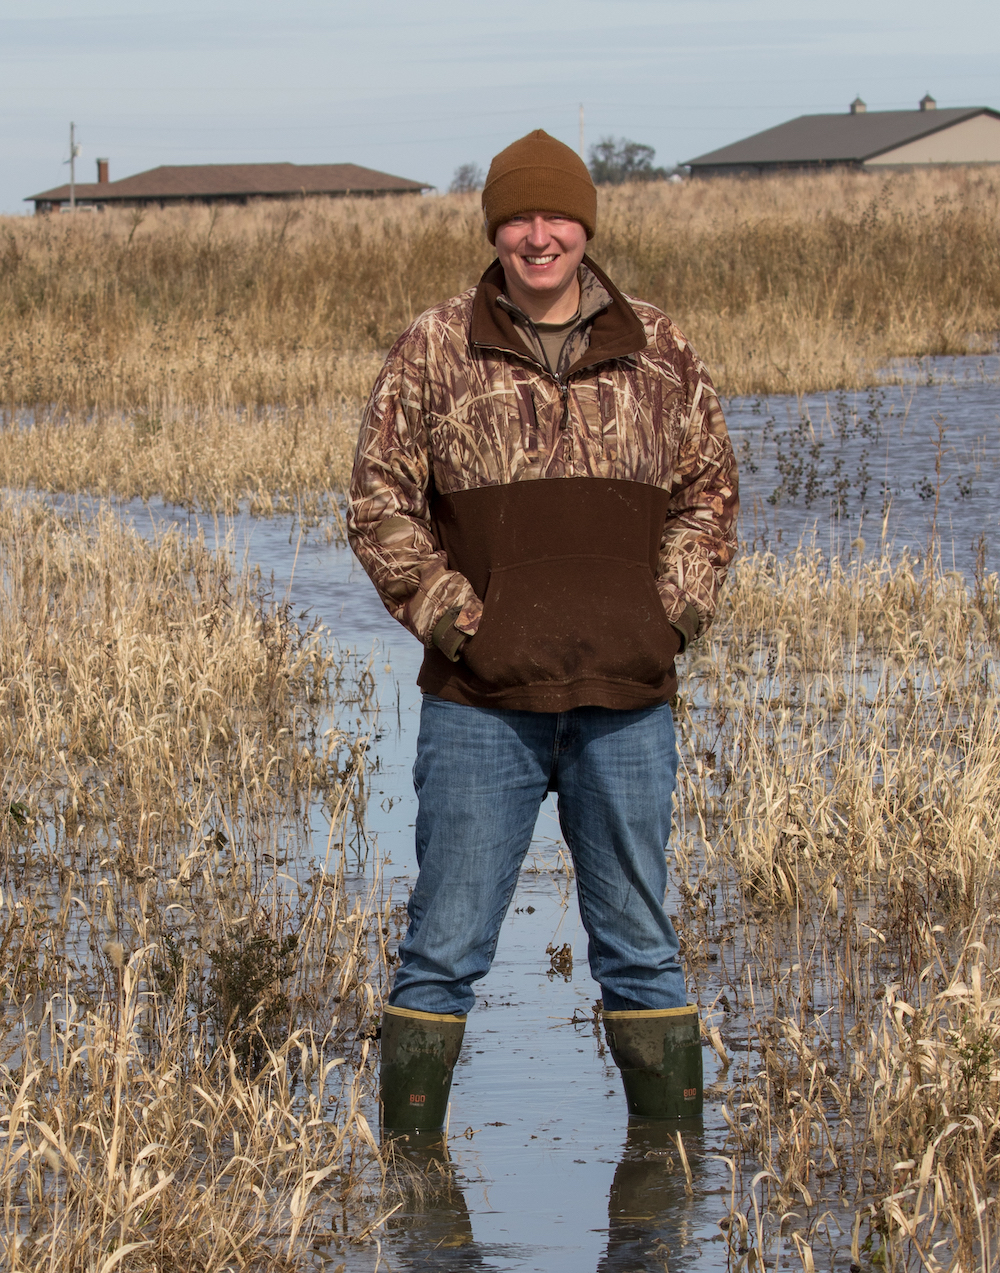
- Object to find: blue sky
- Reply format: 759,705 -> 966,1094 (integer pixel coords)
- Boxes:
2,0 -> 998,214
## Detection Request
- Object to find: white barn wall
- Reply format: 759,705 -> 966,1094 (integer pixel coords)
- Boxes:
865,113 -> 1000,166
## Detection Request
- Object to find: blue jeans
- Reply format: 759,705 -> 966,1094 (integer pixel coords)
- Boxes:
389,695 -> 686,1016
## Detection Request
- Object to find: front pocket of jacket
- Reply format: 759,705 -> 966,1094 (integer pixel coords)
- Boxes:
461,555 -> 677,690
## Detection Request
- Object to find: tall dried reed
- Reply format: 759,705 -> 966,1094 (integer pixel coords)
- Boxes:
0,500 -> 389,1269
2,166 -> 997,517
674,539 -> 1000,1270
0,166 -> 996,414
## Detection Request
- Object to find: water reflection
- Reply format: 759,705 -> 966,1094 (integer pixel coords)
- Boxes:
382,1136 -> 485,1270
384,1119 -> 708,1272
599,1121 -> 704,1272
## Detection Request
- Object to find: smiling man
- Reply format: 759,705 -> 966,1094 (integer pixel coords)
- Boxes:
348,129 -> 738,1137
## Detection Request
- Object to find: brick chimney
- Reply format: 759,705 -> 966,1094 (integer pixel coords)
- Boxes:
96,158 -> 109,184
919,93 -> 936,112
850,96 -> 867,115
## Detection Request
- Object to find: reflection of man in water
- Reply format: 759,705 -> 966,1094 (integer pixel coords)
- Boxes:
348,129 -> 738,1136
383,1122 -> 701,1272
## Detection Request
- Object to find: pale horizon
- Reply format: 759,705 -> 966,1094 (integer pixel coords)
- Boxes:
2,0 -> 998,215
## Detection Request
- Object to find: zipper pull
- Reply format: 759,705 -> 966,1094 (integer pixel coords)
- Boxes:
559,382 -> 570,430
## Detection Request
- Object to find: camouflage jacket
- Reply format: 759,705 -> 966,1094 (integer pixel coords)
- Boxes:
348,256 -> 738,712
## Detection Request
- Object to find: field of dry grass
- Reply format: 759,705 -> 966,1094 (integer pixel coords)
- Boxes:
2,167 -> 999,1269
0,501 -> 392,1269
676,540 -> 1000,1270
0,166 -> 998,516
2,500 -> 999,1268
0,407 -> 358,524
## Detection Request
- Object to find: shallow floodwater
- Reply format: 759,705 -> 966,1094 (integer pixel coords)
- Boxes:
61,356 -> 998,1271
726,355 -> 1000,575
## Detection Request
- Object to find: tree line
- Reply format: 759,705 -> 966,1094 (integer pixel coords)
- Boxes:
449,136 -> 679,194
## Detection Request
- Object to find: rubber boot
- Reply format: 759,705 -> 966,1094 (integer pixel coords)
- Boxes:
603,1005 -> 703,1120
380,1005 -> 466,1135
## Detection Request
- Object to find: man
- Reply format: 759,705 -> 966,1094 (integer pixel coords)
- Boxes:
348,129 -> 737,1135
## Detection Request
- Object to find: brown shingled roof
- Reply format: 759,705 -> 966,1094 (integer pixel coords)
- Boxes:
29,161 -> 432,204
687,107 -> 1000,170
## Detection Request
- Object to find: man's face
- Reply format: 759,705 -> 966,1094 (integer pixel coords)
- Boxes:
494,212 -> 588,314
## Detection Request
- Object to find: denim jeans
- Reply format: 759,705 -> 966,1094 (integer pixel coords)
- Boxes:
389,694 -> 686,1016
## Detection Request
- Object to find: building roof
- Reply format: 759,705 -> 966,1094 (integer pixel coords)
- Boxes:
28,161 -> 432,204
686,107 -> 1000,169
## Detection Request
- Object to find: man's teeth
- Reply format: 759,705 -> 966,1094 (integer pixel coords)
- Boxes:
525,255 -> 558,264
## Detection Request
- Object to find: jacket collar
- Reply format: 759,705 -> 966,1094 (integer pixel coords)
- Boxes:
469,255 -> 647,375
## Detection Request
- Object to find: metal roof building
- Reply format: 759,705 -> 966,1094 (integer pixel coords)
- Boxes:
27,161 -> 432,212
687,96 -> 1000,177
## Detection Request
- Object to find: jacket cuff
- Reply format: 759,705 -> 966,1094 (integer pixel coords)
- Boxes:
671,604 -> 700,653
431,607 -> 467,662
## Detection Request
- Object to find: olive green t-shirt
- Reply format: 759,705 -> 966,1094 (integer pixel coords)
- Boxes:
534,308 -> 582,375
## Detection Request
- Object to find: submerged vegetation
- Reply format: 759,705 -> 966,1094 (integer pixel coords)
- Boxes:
3,497 -> 998,1268
0,501 -> 387,1267
676,541 -> 1000,1270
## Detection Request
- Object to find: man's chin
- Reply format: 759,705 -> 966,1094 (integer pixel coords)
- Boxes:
515,274 -> 566,298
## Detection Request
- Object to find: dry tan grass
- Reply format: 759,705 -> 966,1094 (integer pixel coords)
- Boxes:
601,165 -> 1000,396
5,508 -> 1000,1267
0,406 -> 359,523
0,500 -> 390,1269
0,195 -> 484,412
2,166 -> 998,517
674,540 -> 1000,1270
4,166 -> 1000,1265
0,166 -> 996,416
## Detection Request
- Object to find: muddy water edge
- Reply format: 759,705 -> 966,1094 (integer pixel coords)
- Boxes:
9,355 -> 1000,1272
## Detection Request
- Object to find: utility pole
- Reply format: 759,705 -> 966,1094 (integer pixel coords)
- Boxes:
68,122 -> 81,210
579,103 -> 585,161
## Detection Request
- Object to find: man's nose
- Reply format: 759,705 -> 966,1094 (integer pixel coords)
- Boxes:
525,217 -> 552,246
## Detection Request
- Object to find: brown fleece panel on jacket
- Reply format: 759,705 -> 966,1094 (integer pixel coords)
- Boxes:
417,478 -> 681,712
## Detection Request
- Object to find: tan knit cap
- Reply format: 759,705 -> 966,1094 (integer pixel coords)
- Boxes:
482,129 -> 597,243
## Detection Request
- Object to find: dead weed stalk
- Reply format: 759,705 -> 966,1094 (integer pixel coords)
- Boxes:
675,541 -> 1000,1270
0,500 -> 389,1269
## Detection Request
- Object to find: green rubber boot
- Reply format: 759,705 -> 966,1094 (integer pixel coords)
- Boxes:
380,1005 -> 466,1136
603,1006 -> 704,1120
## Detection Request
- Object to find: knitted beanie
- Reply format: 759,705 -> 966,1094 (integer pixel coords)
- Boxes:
482,129 -> 597,243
